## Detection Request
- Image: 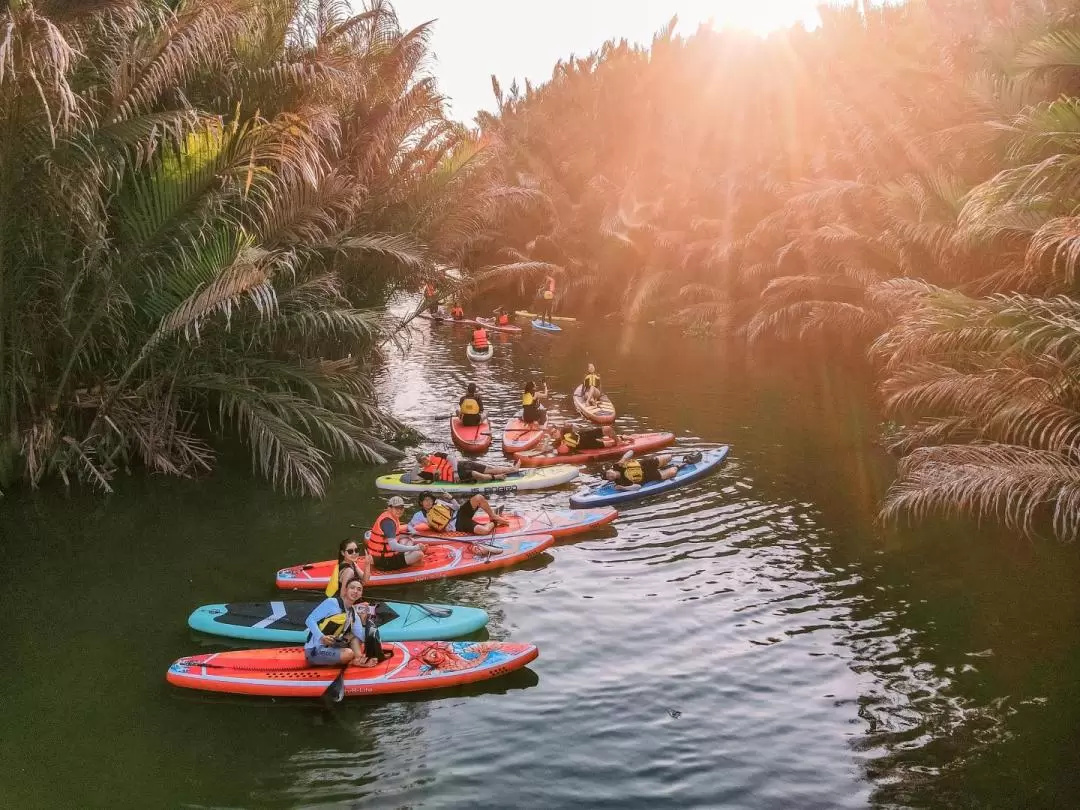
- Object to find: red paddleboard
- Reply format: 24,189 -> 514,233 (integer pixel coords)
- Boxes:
411,506 -> 616,542
475,317 -> 522,334
514,432 -> 675,467
167,641 -> 538,698
451,416 -> 492,453
502,417 -> 544,454
276,535 -> 554,590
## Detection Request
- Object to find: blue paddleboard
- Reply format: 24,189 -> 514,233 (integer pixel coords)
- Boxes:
568,446 -> 730,508
188,600 -> 489,643
531,319 -> 562,333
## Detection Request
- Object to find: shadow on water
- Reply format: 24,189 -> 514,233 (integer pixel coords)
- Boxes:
2,300 -> 1080,808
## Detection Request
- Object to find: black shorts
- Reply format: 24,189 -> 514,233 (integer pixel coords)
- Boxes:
457,460 -> 485,482
641,457 -> 663,483
461,412 -> 482,427
455,499 -> 480,533
578,427 -> 605,450
522,405 -> 546,425
372,552 -> 408,571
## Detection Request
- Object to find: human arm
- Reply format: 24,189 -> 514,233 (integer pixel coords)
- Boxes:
382,516 -> 423,554
305,598 -> 340,645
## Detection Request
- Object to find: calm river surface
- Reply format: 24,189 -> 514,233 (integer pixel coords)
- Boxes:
3,308 -> 1079,808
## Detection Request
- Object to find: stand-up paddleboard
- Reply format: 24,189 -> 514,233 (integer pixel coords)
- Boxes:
573,384 -> 616,424
466,343 -> 494,361
502,417 -> 545,454
419,312 -> 477,327
276,534 -> 555,590
188,600 -> 489,643
377,464 -> 578,494
475,317 -> 522,334
451,416 -> 492,453
167,641 -> 538,698
569,447 -> 730,508
531,319 -> 562,333
515,310 -> 576,323
410,506 -> 616,543
514,432 -> 674,467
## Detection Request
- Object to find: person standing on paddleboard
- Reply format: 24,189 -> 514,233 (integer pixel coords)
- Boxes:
368,496 -> 426,571
538,276 -> 556,325
304,578 -> 383,669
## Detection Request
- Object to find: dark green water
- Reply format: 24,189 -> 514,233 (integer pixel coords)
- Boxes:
3,309 -> 1079,808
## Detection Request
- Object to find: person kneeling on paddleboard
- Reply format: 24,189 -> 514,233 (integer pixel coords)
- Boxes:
458,383 -> 485,427
602,451 -> 690,490
304,578 -> 385,669
368,496 -> 426,571
450,303 -> 465,320
414,451 -> 519,484
493,306 -> 511,327
471,326 -> 489,352
522,381 -> 549,426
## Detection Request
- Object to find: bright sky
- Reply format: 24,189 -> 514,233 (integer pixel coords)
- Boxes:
390,1 -> 825,122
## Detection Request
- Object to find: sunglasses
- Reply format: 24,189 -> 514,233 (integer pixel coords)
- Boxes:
344,547 -> 360,555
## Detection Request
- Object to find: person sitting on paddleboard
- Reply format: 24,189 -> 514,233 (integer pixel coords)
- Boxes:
538,275 -> 556,325
582,364 -> 603,407
601,451 -> 695,490
450,302 -> 465,320
493,306 -> 511,327
522,381 -> 548,426
325,536 -> 371,597
471,325 -> 489,353
304,578 -> 384,668
368,496 -> 426,571
458,383 -> 485,427
413,451 -> 519,484
408,491 -> 509,536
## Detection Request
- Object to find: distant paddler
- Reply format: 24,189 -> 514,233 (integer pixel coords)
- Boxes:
522,380 -> 549,426
413,450 -> 519,484
457,382 -> 485,427
582,363 -> 603,407
538,275 -> 557,325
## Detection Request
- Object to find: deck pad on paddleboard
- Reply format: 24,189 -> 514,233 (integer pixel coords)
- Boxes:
502,417 -> 545,454
188,600 -> 489,643
569,447 -> 730,508
451,417 -> 492,453
167,641 -> 538,698
419,312 -> 477,327
515,311 -> 576,322
411,506 -> 616,543
531,319 -> 562,333
276,534 -> 555,590
514,432 -> 674,467
377,464 -> 577,494
475,317 -> 522,334
573,384 -> 616,424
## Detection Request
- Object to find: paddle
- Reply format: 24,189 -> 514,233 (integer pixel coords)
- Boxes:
412,602 -> 453,619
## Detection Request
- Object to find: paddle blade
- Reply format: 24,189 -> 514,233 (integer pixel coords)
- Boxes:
322,668 -> 347,705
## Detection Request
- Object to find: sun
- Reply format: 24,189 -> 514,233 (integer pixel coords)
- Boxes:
677,0 -> 823,36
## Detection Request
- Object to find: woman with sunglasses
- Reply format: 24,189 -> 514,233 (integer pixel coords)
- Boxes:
325,536 -> 371,598
303,578 -> 383,668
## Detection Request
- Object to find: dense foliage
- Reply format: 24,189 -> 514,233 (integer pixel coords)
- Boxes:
469,0 -> 1080,540
0,0 -> 525,496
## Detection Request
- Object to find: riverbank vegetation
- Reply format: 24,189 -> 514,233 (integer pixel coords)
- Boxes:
0,0 -> 526,496
468,0 -> 1080,540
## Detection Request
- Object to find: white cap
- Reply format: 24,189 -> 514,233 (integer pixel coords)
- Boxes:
387,495 -> 406,507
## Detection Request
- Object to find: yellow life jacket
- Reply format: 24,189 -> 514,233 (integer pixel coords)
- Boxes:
620,460 -> 644,484
542,289 -> 554,300
317,597 -> 352,638
584,373 -> 601,390
426,501 -> 454,531
562,430 -> 579,449
324,559 -> 360,597
522,391 -> 535,406
461,397 -> 480,415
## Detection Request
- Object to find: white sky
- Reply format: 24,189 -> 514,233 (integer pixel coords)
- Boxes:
389,1 -> 825,122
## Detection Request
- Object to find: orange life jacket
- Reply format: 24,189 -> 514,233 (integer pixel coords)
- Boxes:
497,314 -> 509,326
367,510 -> 402,558
422,454 -> 455,483
472,328 -> 489,349
424,283 -> 436,297
451,306 -> 464,319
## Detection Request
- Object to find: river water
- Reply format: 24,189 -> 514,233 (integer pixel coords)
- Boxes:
2,309 -> 1079,808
